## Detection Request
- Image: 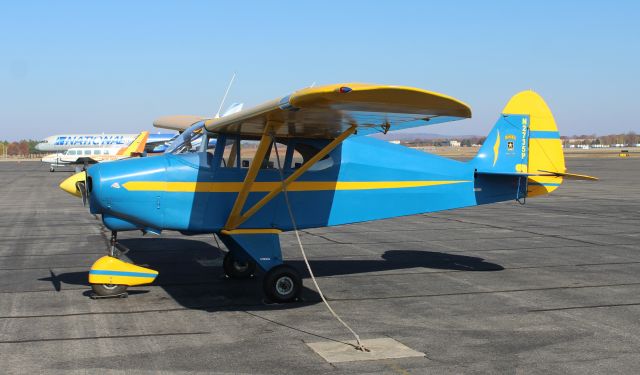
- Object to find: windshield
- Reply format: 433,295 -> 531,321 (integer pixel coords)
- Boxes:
165,122 -> 205,154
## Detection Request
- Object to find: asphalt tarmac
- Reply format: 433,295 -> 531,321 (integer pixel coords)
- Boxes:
1,158 -> 638,374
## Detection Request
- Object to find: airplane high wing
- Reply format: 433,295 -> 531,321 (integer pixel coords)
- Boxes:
153,83 -> 472,138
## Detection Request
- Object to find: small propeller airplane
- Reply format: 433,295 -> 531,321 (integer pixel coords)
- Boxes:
60,83 -> 596,301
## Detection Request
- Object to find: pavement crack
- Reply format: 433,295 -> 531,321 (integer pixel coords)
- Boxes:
529,302 -> 640,312
0,331 -> 211,344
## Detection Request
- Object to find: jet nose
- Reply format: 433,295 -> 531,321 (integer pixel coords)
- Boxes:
59,171 -> 86,198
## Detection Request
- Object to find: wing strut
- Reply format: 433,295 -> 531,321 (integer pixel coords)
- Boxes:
224,124 -> 357,230
224,122 -> 279,229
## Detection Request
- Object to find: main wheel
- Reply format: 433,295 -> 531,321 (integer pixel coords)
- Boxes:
263,264 -> 301,303
49,166 -> 55,172
91,283 -> 128,297
223,252 -> 256,279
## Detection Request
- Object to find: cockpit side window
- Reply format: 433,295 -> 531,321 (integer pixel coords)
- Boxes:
263,140 -> 294,170
220,136 -> 241,168
212,135 -> 335,172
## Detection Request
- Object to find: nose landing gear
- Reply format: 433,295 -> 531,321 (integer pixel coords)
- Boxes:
89,231 -> 158,298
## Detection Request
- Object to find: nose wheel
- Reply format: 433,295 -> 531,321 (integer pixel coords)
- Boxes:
91,283 -> 128,297
88,231 -> 158,298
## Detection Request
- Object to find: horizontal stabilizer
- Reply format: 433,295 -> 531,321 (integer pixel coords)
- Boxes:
538,170 -> 599,181
476,171 -> 544,177
476,170 -> 598,181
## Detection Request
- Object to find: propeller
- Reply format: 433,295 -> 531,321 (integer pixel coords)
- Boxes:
76,180 -> 87,207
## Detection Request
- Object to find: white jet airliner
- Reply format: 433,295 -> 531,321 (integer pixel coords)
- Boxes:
36,133 -> 175,152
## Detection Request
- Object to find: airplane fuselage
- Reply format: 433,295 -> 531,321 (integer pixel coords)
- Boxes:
86,136 -> 518,234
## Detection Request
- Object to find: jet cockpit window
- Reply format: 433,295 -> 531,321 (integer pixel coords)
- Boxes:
166,122 -> 208,154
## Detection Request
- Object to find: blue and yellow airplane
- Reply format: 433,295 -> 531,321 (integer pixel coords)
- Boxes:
60,83 -> 596,301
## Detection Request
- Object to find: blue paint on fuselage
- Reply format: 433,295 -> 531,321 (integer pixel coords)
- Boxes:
87,134 -> 521,233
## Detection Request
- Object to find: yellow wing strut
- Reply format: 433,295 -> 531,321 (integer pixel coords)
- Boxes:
224,123 -> 278,229
224,125 -> 356,230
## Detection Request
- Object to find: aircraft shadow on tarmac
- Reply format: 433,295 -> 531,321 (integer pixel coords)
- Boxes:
43,237 -> 503,311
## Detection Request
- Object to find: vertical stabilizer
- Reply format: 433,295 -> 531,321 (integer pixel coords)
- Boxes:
117,131 -> 150,156
473,91 -> 566,197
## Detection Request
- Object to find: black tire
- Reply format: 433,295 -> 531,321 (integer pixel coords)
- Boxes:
263,264 -> 301,303
49,167 -> 55,172
91,283 -> 128,296
223,252 -> 256,279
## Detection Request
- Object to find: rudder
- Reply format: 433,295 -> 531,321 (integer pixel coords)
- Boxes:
503,91 -> 565,197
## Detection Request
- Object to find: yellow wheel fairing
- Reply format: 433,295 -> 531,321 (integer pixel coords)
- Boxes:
89,256 -> 158,286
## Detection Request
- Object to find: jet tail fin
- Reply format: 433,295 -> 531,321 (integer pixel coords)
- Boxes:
117,131 -> 149,156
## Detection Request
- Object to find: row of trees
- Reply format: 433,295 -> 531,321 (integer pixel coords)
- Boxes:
402,132 -> 638,148
563,132 -> 638,146
0,140 -> 43,156
404,136 -> 487,147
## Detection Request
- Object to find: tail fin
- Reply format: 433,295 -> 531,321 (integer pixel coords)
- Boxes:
117,131 -> 149,156
473,91 -> 595,198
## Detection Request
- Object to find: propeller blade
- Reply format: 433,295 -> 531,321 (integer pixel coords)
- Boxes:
76,181 -> 87,207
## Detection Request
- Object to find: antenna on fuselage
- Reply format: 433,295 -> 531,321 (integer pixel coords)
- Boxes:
214,72 -> 237,119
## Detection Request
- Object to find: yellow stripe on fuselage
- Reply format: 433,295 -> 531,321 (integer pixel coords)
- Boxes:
122,180 -> 470,193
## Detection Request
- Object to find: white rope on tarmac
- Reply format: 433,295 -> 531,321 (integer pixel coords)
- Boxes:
270,134 -> 368,352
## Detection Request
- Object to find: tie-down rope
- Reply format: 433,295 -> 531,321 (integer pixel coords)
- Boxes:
270,134 -> 368,352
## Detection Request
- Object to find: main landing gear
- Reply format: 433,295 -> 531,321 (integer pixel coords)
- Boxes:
222,252 -> 256,279
218,231 -> 302,303
262,264 -> 302,303
88,231 -> 158,298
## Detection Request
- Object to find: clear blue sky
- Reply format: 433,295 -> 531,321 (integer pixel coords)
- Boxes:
1,0 -> 638,141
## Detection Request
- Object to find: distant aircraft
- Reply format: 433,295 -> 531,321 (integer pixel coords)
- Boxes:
60,83 -> 597,301
36,132 -> 175,153
44,131 -> 149,172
